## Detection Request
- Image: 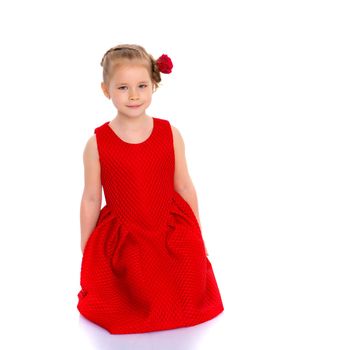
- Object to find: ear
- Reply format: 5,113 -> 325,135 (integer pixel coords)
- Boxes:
101,82 -> 110,99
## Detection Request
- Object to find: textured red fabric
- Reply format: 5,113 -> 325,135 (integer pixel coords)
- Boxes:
77,117 -> 224,334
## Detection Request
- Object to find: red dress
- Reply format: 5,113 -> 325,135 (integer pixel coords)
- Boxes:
77,117 -> 224,334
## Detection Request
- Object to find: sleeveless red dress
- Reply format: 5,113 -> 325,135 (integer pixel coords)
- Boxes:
77,117 -> 224,334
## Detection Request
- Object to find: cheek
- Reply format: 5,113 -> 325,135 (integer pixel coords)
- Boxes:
114,92 -> 126,101
145,89 -> 153,98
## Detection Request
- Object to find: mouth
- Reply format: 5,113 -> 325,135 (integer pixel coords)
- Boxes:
127,104 -> 142,108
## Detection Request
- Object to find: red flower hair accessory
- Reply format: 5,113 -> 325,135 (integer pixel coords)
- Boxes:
156,54 -> 173,74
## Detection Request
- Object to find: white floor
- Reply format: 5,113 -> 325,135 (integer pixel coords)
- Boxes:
77,308 -> 227,350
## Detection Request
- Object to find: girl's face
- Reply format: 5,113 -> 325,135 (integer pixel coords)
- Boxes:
101,62 -> 155,119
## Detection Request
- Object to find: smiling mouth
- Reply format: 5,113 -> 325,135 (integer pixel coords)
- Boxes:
127,104 -> 142,108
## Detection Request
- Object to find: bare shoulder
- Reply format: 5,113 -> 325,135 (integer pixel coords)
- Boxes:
170,123 -> 185,151
82,134 -> 102,202
83,133 -> 100,168
170,123 -> 193,192
83,134 -> 99,160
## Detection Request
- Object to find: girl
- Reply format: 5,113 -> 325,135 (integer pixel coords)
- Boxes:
77,44 -> 224,334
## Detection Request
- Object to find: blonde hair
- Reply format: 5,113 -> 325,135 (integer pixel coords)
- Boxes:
100,44 -> 162,91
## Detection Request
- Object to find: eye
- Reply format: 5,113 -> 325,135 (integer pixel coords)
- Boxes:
139,84 -> 147,88
118,86 -> 127,90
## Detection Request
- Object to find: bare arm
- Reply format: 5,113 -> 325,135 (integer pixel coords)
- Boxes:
80,134 -> 102,254
171,125 -> 209,256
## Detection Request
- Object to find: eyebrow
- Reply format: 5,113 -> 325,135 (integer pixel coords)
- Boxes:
116,81 -> 149,85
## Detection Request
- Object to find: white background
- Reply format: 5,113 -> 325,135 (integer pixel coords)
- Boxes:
0,0 -> 349,349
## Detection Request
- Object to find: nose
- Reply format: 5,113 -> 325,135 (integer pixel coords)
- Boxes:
129,88 -> 139,100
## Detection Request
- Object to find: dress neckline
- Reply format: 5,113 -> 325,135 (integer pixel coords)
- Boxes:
106,117 -> 156,145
